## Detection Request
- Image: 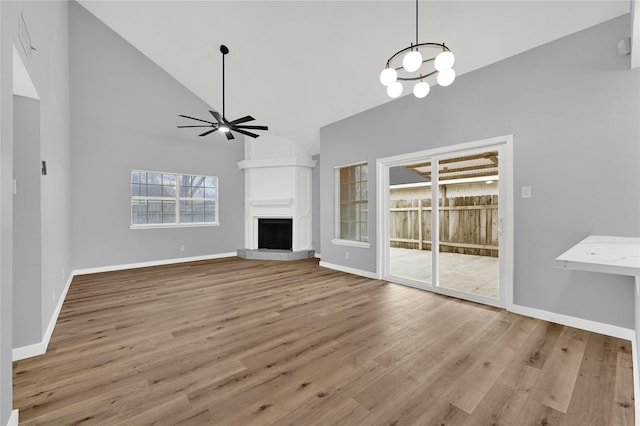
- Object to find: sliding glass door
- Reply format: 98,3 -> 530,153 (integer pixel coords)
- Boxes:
382,139 -> 510,308
436,151 -> 500,300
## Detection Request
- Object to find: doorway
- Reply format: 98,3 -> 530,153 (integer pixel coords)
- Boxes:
377,136 -> 513,308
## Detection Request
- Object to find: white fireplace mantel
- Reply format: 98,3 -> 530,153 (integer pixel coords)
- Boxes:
238,157 -> 316,170
238,134 -> 316,252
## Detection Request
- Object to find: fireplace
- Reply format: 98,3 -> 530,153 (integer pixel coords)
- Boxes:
237,135 -> 315,260
258,218 -> 293,250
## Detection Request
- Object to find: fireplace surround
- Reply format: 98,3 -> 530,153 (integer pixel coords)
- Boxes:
237,135 -> 316,260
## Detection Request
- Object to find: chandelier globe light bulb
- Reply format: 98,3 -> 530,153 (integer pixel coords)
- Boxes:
434,51 -> 455,71
437,68 -> 456,87
413,81 -> 430,98
403,50 -> 422,72
387,81 -> 403,98
379,67 -> 398,86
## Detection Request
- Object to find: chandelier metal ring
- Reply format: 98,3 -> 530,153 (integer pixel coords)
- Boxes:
385,42 -> 452,81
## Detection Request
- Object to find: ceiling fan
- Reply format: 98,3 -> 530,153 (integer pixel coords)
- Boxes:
177,45 -> 268,140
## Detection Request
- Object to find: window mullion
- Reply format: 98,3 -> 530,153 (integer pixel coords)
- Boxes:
175,179 -> 180,224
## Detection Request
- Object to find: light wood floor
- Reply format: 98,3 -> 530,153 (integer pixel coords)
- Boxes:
13,257 -> 634,425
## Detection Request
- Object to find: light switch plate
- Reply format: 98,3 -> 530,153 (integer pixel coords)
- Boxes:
521,186 -> 532,199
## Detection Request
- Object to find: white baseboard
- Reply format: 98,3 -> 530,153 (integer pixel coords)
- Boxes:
318,261 -> 378,280
12,252 -> 237,361
510,303 -> 635,341
314,253 -> 321,259
73,252 -> 237,276
13,271 -> 74,361
7,409 -> 18,426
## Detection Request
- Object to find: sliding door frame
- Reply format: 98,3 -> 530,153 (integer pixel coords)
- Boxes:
376,135 -> 514,309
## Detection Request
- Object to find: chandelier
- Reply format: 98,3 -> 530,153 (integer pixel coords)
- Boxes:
379,0 -> 456,99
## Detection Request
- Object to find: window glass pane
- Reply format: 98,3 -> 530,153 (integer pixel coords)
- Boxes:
162,201 -> 175,214
131,183 -> 140,197
191,187 -> 205,198
193,212 -> 205,223
162,185 -> 176,197
204,188 -> 215,198
162,173 -> 176,186
147,184 -> 162,197
148,172 -> 162,185
131,200 -> 146,224
340,221 -> 349,239
193,199 -> 204,211
148,200 -> 162,213
337,163 -> 368,242
179,175 -> 194,186
340,184 -> 349,202
148,213 -> 162,224
204,177 -> 216,187
180,186 -> 192,197
360,206 -> 368,222
204,212 -> 216,222
348,205 -> 357,221
163,214 -> 176,224
181,213 -> 193,223
131,171 -> 140,184
179,200 -> 192,211
348,222 -> 357,240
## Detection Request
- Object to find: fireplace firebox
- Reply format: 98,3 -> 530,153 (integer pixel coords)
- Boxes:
258,218 -> 293,251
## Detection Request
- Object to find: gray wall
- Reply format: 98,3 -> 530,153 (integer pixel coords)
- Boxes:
312,153 -> 320,255
320,15 -> 639,329
70,3 -> 244,270
13,95 -> 42,348
1,1 -> 71,422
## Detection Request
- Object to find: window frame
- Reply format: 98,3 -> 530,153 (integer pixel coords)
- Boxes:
129,169 -> 220,230
332,161 -> 371,248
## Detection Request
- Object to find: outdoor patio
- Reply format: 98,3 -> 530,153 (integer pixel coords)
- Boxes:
389,247 -> 499,299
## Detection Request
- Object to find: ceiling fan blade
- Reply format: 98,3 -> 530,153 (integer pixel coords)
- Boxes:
234,125 -> 269,131
199,129 -> 218,137
225,131 -> 235,140
179,115 -> 214,124
209,110 -> 223,123
230,115 -> 255,125
232,128 -> 260,139
177,125 -> 215,128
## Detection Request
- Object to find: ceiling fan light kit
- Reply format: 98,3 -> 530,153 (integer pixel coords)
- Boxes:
178,44 -> 268,140
380,0 -> 456,99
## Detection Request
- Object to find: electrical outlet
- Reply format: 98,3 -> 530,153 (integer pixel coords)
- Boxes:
345,251 -> 350,260
180,245 -> 185,252
521,186 -> 532,199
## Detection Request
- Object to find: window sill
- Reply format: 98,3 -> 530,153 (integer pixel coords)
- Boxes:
331,239 -> 371,249
130,223 -> 220,230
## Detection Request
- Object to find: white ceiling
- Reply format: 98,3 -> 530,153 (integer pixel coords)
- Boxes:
78,1 -> 630,155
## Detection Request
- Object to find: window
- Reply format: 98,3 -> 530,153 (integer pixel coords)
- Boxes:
131,170 -> 218,227
335,162 -> 369,244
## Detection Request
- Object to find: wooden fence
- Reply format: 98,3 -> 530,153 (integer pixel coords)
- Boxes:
390,195 -> 499,257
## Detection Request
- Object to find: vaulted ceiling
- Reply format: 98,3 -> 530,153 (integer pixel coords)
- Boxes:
78,1 -> 630,155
